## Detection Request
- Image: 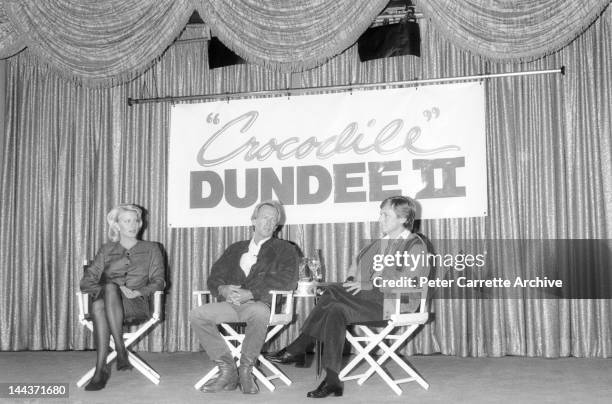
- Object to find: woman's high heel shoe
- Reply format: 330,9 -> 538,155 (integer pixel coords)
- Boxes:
116,352 -> 133,371
84,368 -> 109,391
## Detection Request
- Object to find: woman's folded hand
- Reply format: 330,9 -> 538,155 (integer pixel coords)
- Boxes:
120,286 -> 142,298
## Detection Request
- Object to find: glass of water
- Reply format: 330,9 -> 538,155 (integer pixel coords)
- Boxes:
299,257 -> 311,281
309,257 -> 322,282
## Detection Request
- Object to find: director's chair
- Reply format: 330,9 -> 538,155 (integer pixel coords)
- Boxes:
338,286 -> 430,395
192,290 -> 294,391
76,290 -> 164,387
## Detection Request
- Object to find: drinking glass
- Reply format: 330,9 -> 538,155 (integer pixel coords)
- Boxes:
309,257 -> 322,282
299,257 -> 310,281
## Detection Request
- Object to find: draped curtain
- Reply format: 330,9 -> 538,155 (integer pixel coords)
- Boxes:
0,4 -> 611,357
2,0 -> 194,87
418,0 -> 611,61
0,1 -> 610,84
192,0 -> 389,71
0,0 -> 388,85
0,4 -> 22,59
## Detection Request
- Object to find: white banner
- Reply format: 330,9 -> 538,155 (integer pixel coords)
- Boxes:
168,82 -> 487,227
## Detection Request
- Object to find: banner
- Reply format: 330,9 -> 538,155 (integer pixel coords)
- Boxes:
168,82 -> 487,227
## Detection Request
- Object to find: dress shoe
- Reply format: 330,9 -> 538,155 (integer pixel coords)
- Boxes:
84,369 -> 109,391
201,354 -> 238,393
306,380 -> 344,398
116,352 -> 133,371
238,357 -> 259,394
265,348 -> 306,367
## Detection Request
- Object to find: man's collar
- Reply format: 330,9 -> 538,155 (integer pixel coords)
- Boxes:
382,229 -> 411,240
250,236 -> 271,248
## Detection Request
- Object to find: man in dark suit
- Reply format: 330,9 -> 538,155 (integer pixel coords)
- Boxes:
189,200 -> 298,394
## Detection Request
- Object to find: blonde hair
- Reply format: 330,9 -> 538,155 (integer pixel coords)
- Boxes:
107,204 -> 142,242
250,200 -> 283,224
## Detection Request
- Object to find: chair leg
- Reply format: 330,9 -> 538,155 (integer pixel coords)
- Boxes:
355,325 -> 405,384
128,352 -> 160,384
339,324 -> 392,381
391,355 -> 429,390
194,366 -> 220,390
339,324 -> 428,395
128,352 -> 160,379
258,355 -> 292,386
252,366 -> 276,391
357,326 -> 420,384
76,367 -> 96,388
339,331 -> 371,380
371,343 -> 429,390
355,344 -> 403,395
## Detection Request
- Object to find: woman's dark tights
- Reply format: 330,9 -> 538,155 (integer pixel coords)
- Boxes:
90,283 -> 128,380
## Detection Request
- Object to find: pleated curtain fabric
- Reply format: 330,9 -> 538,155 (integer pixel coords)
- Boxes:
1,0 -> 195,87
418,0 -> 612,61
0,1 -> 610,84
0,3 -> 23,59
0,4 -> 610,358
0,0 -> 390,85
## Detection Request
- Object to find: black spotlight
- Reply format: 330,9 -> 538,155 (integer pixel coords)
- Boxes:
357,8 -> 420,61
208,37 -> 246,69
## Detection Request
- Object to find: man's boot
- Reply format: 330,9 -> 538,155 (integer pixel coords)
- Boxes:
201,353 -> 238,392
238,356 -> 259,394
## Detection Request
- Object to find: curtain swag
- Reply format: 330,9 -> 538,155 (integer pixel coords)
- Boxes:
1,0 -> 195,87
192,0 -> 389,72
418,0 -> 612,61
0,0 -> 610,85
0,2 -> 24,58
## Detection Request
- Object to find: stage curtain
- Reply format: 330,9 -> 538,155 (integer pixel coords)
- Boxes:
0,0 -> 388,82
2,1 -> 610,82
0,6 -> 610,358
418,0 -> 611,61
0,3 -> 24,58
2,0 -> 194,87
193,0 -> 388,72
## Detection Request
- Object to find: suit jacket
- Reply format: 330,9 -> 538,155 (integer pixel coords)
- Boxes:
80,240 -> 166,299
207,237 -> 299,306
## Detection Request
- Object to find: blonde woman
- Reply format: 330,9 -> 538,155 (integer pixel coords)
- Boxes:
80,204 -> 165,391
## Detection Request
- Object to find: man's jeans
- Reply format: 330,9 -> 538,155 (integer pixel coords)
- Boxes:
189,301 -> 270,362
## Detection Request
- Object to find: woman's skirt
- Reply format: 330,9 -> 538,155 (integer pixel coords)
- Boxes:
93,285 -> 150,323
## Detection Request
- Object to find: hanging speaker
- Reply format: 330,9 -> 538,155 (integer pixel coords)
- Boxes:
357,18 -> 420,62
208,37 -> 246,69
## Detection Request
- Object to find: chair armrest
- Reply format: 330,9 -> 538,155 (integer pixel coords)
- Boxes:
269,290 -> 294,325
76,291 -> 89,322
270,290 -> 294,297
390,312 -> 429,326
193,290 -> 215,307
151,291 -> 164,321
